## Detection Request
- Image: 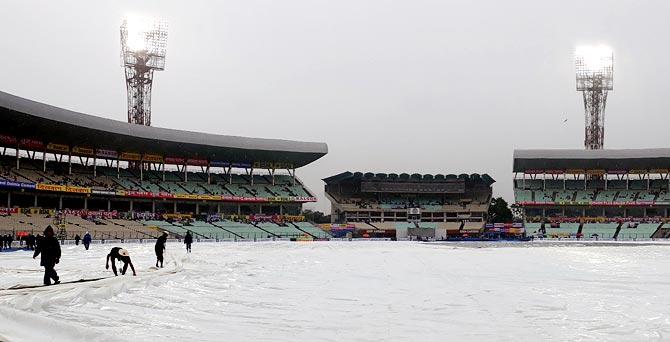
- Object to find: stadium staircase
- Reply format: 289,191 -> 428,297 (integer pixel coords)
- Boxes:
612,222 -> 624,240
251,223 -> 279,238
651,223 -> 670,239
577,223 -> 584,236
174,183 -> 191,194
197,183 -> 213,195
365,222 -> 379,230
207,222 -> 246,240
289,222 -> 317,239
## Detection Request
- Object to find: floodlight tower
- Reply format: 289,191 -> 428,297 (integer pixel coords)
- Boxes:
120,15 -> 168,126
575,45 -> 613,150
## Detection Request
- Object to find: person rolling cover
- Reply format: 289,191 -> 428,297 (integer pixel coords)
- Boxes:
184,231 -> 193,253
155,232 -> 168,268
106,247 -> 136,276
33,226 -> 61,286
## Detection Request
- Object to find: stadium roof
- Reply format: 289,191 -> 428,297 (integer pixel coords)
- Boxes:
0,91 -> 327,168
323,171 -> 495,185
514,149 -> 670,172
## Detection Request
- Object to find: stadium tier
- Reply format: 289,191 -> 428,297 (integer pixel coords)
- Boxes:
0,90 -> 330,239
514,149 -> 670,239
323,171 -> 494,240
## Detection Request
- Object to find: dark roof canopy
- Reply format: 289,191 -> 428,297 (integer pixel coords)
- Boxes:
0,91 -> 327,168
323,171 -> 495,185
514,149 -> 670,172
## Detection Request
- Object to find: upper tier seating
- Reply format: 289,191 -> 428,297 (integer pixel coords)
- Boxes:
0,157 -> 313,201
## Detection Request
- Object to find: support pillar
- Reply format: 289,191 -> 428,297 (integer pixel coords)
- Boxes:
152,201 -> 156,213
84,198 -> 88,210
34,195 -> 38,207
107,200 -> 111,212
7,192 -> 11,208
129,200 -> 133,212
59,196 -> 63,210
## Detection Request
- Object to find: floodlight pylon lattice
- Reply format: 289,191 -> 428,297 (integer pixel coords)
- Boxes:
120,16 -> 168,126
575,46 -> 613,150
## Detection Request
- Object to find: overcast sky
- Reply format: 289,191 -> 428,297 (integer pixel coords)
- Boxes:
2,0 -> 670,213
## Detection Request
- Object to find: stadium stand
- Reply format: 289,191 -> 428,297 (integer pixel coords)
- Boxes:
324,171 -> 494,240
514,149 -> 670,240
0,90 -> 331,241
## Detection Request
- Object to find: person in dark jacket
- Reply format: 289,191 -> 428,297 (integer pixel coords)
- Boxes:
25,233 -> 33,250
106,247 -> 136,276
155,232 -> 168,268
184,231 -> 193,253
74,234 -> 81,246
82,232 -> 92,250
33,226 -> 61,285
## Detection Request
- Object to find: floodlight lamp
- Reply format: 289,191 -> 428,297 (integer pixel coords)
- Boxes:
120,14 -> 168,69
123,14 -> 154,52
575,45 -> 613,76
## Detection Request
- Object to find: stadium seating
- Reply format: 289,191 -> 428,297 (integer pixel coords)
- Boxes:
657,192 -> 670,202
629,180 -> 647,190
618,223 -> 658,240
292,222 -> 332,238
635,192 -> 656,202
615,191 -> 638,203
565,180 -> 584,190
586,180 -> 605,190
545,223 -> 579,237
534,191 -> 554,203
650,179 -> 668,190
524,223 -> 542,235
582,223 -> 618,239
514,189 -> 533,203
607,180 -> 627,190
0,157 -> 314,201
594,190 -> 617,202
523,180 -> 543,190
555,190 -> 575,203
255,222 -> 304,237
0,214 -> 157,239
545,180 -> 563,190
575,191 -> 595,202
